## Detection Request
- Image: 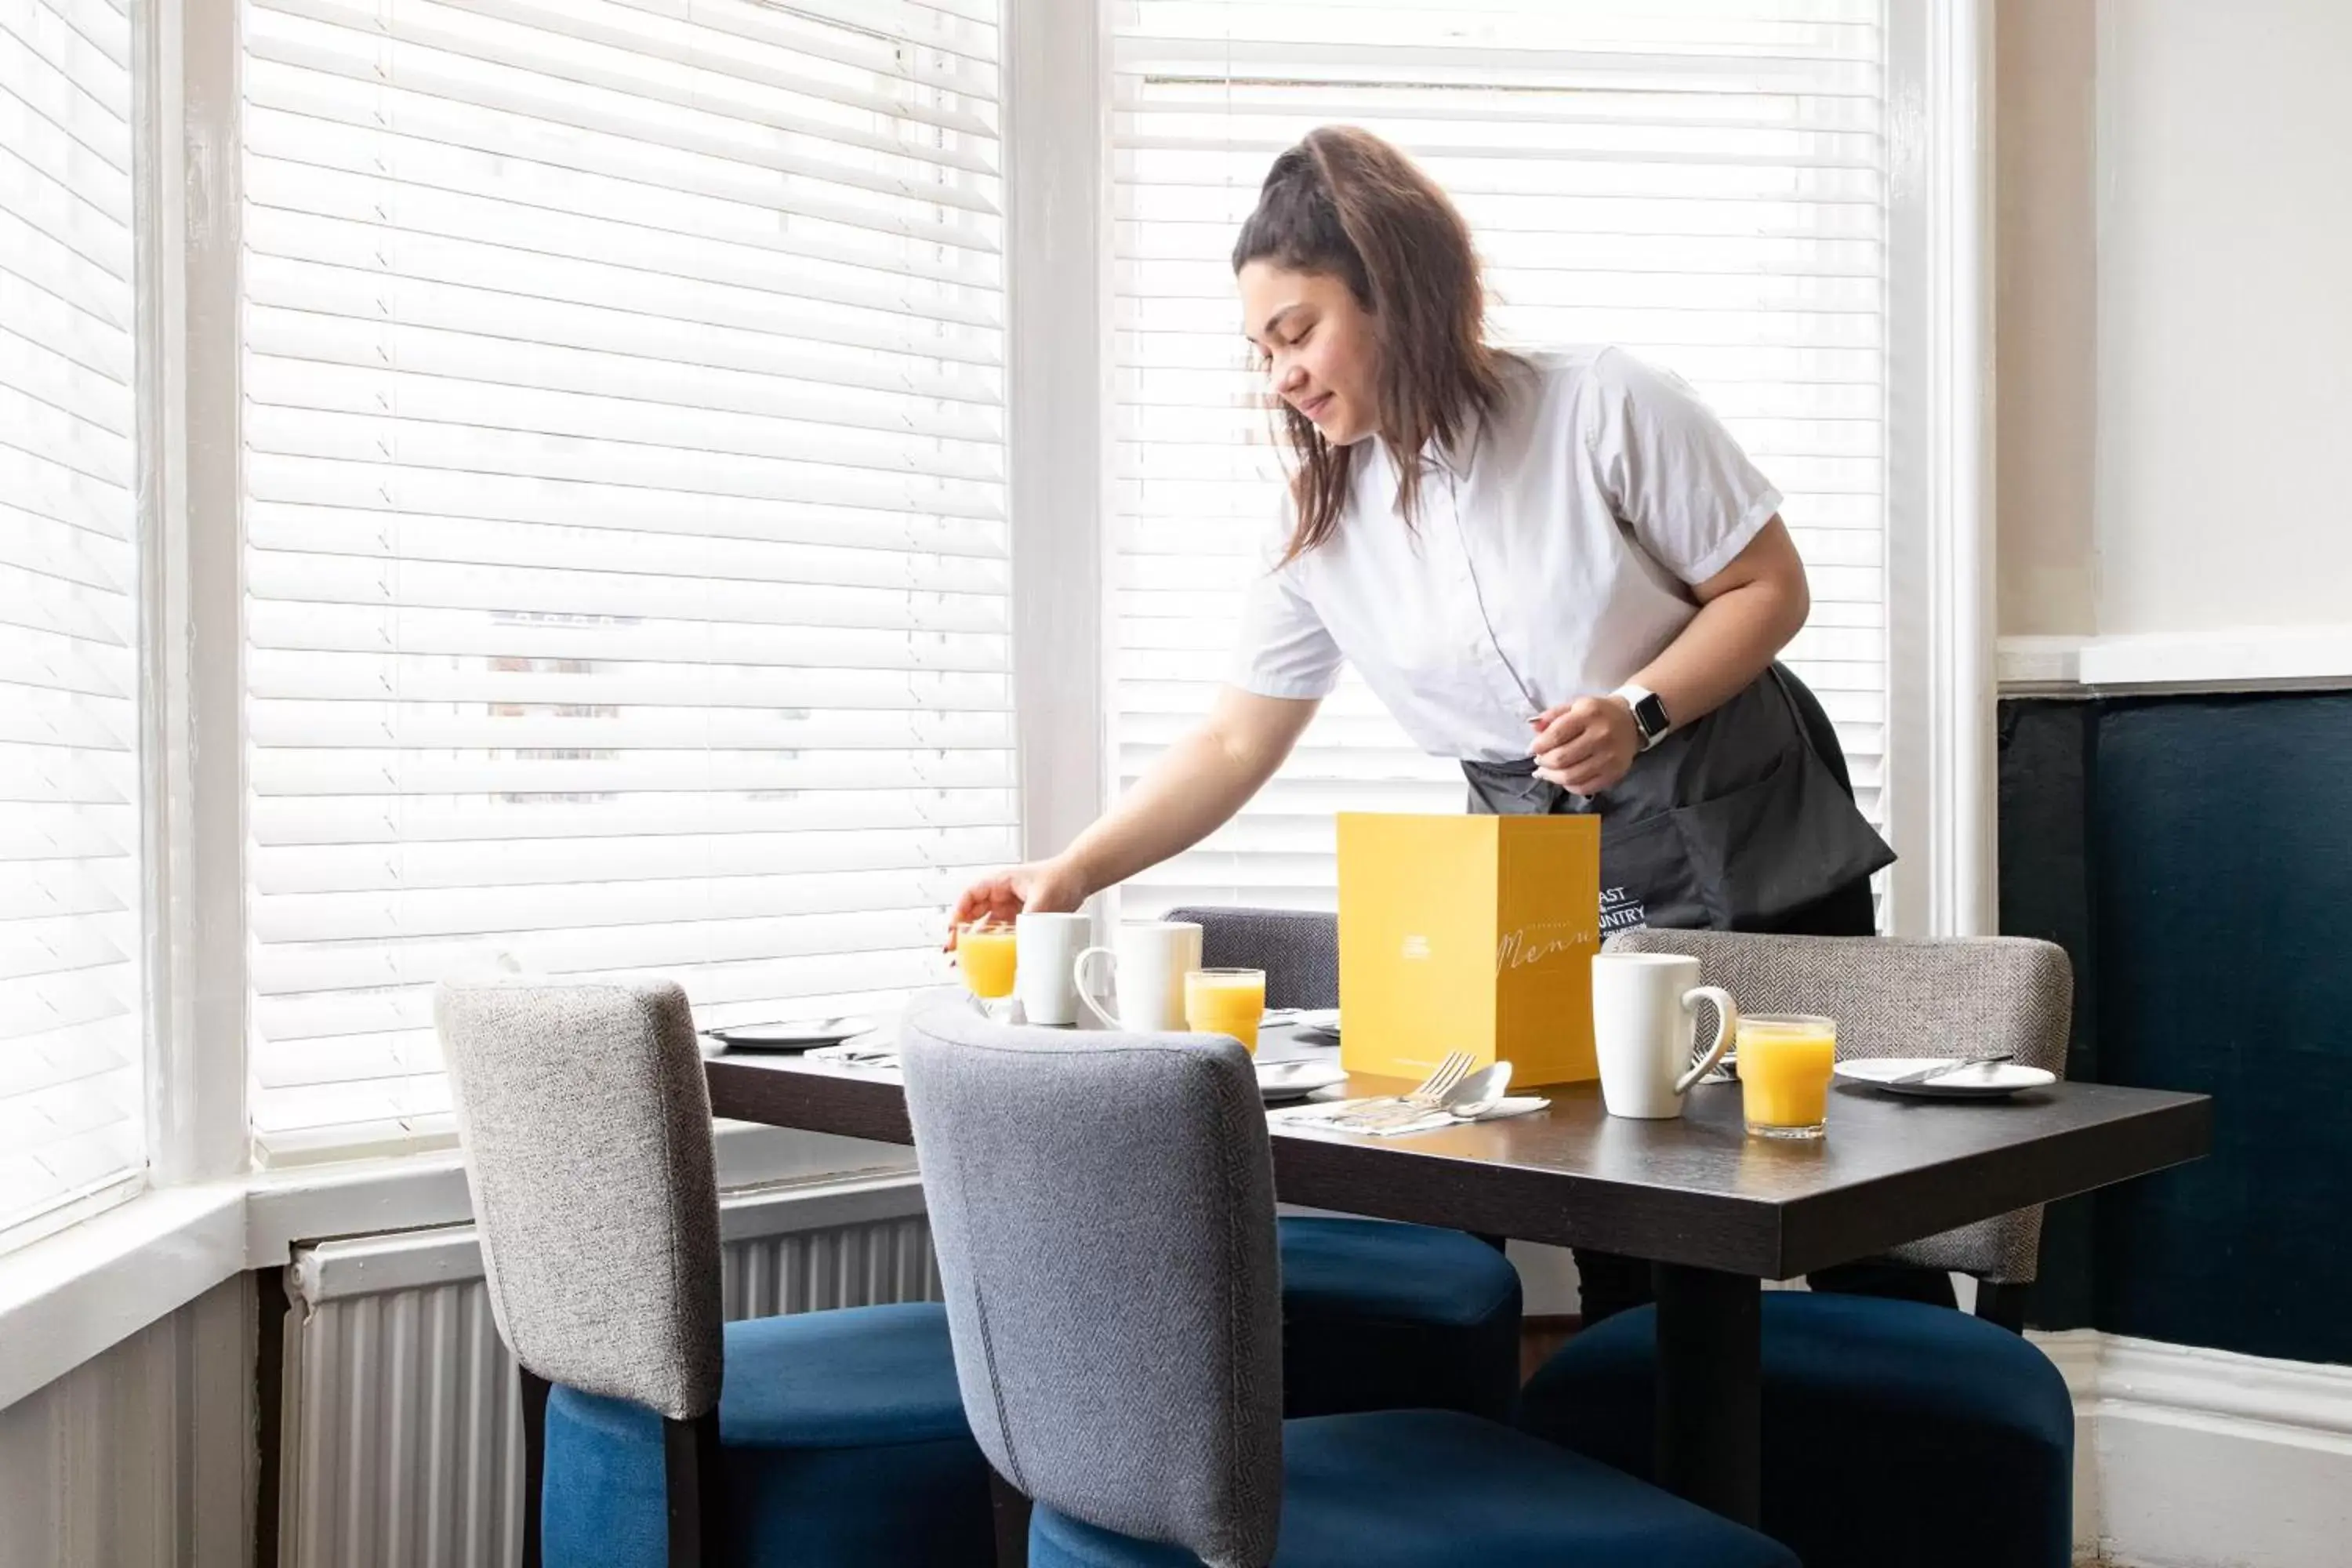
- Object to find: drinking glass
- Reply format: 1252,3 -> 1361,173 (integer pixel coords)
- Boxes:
1737,1014 -> 1838,1139
1183,967 -> 1267,1054
956,921 -> 1019,1003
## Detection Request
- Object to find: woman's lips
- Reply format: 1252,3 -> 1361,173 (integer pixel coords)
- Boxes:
1300,393 -> 1334,421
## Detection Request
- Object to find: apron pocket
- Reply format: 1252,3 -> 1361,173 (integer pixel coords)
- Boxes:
1670,749 -> 1889,928
1595,808 -> 1710,933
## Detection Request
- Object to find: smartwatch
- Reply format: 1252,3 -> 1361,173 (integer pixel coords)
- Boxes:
1613,683 -> 1672,751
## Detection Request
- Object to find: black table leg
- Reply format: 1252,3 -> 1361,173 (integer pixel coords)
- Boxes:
1652,1263 -> 1762,1528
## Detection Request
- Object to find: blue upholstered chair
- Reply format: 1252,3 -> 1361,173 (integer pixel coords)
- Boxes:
899,997 -> 1798,1567
436,979 -> 995,1568
1516,931 -> 2079,1568
1167,906 -> 1523,1421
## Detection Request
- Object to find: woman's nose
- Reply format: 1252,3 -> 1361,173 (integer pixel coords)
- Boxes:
1267,356 -> 1304,396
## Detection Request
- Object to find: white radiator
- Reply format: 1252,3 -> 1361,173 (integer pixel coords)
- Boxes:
275,1174 -> 938,1568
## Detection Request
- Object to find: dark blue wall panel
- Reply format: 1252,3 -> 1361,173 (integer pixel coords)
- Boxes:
2000,693 -> 2352,1363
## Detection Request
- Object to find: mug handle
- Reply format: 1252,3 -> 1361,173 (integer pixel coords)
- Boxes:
1674,985 -> 1739,1095
1073,946 -> 1120,1029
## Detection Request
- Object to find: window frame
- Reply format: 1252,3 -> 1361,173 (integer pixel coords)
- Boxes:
1053,0 -> 1999,939
1882,0 -> 1999,938
145,0 -> 254,1191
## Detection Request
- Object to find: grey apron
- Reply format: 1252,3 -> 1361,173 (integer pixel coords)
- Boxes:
1461,663 -> 1893,933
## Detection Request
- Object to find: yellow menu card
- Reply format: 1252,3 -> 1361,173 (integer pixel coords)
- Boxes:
1336,813 -> 1602,1087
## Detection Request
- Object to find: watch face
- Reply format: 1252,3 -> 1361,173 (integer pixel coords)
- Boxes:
1633,693 -> 1671,739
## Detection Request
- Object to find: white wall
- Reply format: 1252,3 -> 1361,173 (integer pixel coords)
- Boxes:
1998,0 -> 2352,642
2094,0 -> 2352,637
1995,0 -> 2100,637
0,1276 -> 253,1568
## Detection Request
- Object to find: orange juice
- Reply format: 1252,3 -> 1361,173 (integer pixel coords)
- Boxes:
956,924 -> 1018,1000
1737,1014 -> 1837,1139
1184,968 -> 1266,1054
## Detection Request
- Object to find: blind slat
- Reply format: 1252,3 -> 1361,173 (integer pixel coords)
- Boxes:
245,509 -> 1004,584
241,322 -> 1001,448
252,789 -> 1017,848
1117,34 -> 1879,86
251,921 -> 996,1002
244,184 -> 1004,328
245,249 -> 1005,370
241,269 -> 1004,402
242,412 -> 1007,522
242,136 -> 1002,290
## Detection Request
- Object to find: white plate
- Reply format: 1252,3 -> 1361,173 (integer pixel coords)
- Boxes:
1835,1058 -> 2057,1098
1255,1059 -> 1348,1102
708,1015 -> 877,1052
1280,1008 -> 1341,1047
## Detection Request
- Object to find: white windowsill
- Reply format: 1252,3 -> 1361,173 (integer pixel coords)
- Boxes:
0,1184 -> 246,1412
1998,628 -> 2352,695
0,1123 -> 919,1413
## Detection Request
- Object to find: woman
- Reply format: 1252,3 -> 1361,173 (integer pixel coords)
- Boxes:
951,127 -> 1910,1320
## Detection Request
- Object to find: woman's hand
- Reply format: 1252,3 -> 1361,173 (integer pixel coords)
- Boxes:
1530,697 -> 1641,796
943,858 -> 1091,949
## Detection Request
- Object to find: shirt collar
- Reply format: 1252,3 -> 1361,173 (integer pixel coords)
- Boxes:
1417,404 -> 1485,479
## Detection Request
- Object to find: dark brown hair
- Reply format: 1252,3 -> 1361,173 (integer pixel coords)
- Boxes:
1231,126 -> 1511,562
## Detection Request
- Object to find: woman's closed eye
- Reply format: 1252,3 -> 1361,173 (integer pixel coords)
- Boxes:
1249,327 -> 1312,369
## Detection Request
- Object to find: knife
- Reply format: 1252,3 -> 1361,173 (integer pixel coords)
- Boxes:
1889,1051 -> 2013,1086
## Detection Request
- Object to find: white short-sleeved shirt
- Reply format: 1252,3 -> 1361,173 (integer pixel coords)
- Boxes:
1232,347 -> 1781,764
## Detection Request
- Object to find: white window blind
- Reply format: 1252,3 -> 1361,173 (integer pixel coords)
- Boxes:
0,0 -> 145,1240
241,0 -> 1007,1160
1112,0 -> 1887,916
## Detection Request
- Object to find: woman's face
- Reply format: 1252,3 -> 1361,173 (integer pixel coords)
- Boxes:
1237,261 -> 1379,446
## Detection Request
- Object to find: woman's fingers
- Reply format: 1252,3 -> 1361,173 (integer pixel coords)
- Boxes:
944,878 -> 1015,949
1537,710 -> 1614,772
1528,706 -> 1580,753
1532,696 -> 1623,763
1537,728 -> 1610,773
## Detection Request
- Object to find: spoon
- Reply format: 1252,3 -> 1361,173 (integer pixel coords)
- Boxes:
1443,1061 -> 1514,1120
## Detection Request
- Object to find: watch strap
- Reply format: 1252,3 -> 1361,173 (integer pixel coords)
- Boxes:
1613,683 -> 1672,750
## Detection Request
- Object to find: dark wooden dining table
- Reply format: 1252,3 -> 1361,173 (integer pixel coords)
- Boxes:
706,1025 -> 2209,1534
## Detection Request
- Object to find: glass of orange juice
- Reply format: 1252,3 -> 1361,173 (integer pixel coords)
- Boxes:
956,921 -> 1019,1004
1183,967 -> 1267,1054
1737,1014 -> 1838,1139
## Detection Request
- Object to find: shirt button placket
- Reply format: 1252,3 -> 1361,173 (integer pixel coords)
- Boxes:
1444,465 -> 1535,746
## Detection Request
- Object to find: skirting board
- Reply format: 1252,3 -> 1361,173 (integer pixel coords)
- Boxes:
2037,1330 -> 2352,1567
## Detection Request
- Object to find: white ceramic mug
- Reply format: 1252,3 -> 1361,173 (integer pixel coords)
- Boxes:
1014,912 -> 1093,1027
1592,952 -> 1738,1120
1074,920 -> 1203,1032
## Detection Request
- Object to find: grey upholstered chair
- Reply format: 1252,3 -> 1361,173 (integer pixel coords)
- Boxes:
1516,933 -> 2080,1568
437,978 -> 994,1568
1166,906 -> 1339,1011
1613,927 -> 2074,1320
1161,904 -> 1523,1421
899,996 -> 1795,1567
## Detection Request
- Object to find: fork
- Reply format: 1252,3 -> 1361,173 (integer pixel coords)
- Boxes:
1334,1051 -> 1475,1131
